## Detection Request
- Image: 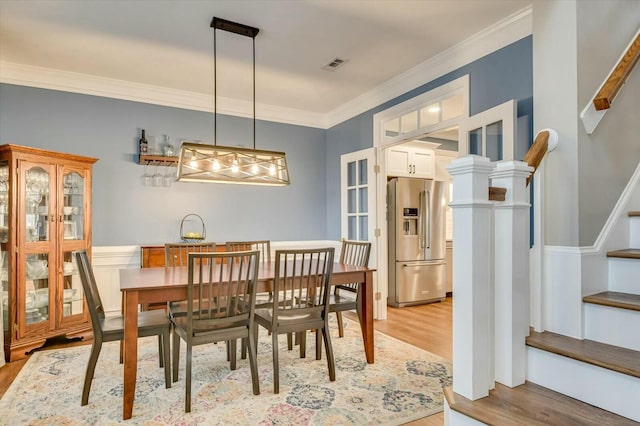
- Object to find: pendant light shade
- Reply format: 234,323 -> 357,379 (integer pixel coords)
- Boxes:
176,17 -> 290,186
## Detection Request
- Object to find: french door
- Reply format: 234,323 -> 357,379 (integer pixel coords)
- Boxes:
340,148 -> 376,266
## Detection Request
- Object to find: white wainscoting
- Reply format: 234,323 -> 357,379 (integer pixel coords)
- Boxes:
92,241 -> 342,316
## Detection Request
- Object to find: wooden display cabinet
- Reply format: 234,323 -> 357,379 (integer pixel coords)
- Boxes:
1,144 -> 97,361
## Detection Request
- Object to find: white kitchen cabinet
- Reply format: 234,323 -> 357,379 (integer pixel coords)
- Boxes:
386,146 -> 435,178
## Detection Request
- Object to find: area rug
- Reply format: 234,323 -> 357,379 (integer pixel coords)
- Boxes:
0,319 -> 452,425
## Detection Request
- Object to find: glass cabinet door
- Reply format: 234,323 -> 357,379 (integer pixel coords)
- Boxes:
1,160 -> 8,333
62,171 -> 84,241
61,250 -> 84,319
22,163 -> 55,331
25,166 -> 51,243
24,253 -> 50,325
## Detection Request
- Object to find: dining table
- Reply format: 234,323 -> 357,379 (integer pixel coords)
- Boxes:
119,260 -> 375,420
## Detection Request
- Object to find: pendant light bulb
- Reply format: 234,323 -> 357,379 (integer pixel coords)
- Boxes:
269,162 -> 276,176
252,162 -> 259,174
212,158 -> 220,171
231,155 -> 239,173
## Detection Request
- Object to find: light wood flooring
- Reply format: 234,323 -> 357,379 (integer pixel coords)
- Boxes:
1,298 -> 453,425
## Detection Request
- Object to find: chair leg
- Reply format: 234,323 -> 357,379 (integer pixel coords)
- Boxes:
322,325 -> 336,382
247,329 -> 260,396
299,331 -> 306,358
316,328 -> 322,360
172,329 -> 180,383
229,339 -> 237,371
241,337 -> 247,359
81,339 -> 102,406
185,343 -> 192,413
336,311 -> 345,338
162,331 -> 171,388
272,332 -> 280,394
287,332 -> 293,351
158,335 -> 164,368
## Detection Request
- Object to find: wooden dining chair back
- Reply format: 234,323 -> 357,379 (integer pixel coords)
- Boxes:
225,240 -> 271,263
332,240 -> 372,337
165,242 -> 217,267
74,250 -> 171,406
171,250 -> 260,413
254,247 -> 336,394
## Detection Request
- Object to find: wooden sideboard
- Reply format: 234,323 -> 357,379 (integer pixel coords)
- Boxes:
140,244 -> 225,268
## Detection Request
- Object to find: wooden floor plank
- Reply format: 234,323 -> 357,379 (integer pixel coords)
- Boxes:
526,330 -> 640,378
444,382 -> 638,426
583,291 -> 640,311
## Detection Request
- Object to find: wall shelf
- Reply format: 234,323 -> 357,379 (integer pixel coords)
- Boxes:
139,155 -> 178,166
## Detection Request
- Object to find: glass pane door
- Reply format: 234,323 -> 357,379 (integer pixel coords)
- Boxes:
25,167 -> 51,243
25,253 -> 49,325
459,99 -> 516,161
61,250 -> 84,318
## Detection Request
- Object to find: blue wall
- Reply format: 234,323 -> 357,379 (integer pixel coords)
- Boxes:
0,85 -> 327,245
0,36 -> 532,245
325,36 -> 533,238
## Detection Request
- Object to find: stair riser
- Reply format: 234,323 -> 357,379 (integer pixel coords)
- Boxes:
608,258 -> 640,294
631,216 -> 640,249
584,303 -> 640,351
527,347 -> 640,422
444,401 -> 487,425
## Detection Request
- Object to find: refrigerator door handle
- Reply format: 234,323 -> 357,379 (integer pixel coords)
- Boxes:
426,190 -> 431,249
418,190 -> 425,248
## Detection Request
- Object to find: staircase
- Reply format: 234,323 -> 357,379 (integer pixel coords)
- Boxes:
446,212 -> 640,424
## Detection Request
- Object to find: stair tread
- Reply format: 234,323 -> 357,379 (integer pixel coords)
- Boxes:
607,248 -> 640,259
526,331 -> 640,378
629,211 -> 640,217
583,291 -> 640,311
444,382 -> 636,426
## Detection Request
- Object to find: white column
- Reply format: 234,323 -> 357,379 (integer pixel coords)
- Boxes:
491,160 -> 533,387
447,155 -> 494,400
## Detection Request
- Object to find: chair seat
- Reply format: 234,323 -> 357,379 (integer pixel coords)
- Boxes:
168,299 -> 219,317
255,308 -> 323,327
328,293 -> 357,312
100,309 -> 170,340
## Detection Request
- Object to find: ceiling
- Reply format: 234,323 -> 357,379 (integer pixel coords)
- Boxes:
0,0 -> 531,123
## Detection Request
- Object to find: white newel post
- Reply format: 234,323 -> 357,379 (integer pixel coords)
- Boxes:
447,155 -> 494,400
491,161 -> 533,387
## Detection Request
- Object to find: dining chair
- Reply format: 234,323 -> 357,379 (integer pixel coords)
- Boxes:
331,240 -> 372,337
165,242 -> 217,267
171,250 -> 260,413
74,250 -> 171,406
225,240 -> 272,356
254,247 -> 335,394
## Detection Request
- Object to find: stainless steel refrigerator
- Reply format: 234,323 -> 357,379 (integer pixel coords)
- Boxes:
387,177 -> 447,307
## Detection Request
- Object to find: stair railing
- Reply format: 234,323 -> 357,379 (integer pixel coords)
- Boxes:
581,29 -> 640,134
447,128 -> 558,400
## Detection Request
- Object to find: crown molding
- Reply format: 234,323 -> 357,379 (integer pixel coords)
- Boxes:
0,61 -> 326,129
324,5 -> 532,128
0,6 -> 531,130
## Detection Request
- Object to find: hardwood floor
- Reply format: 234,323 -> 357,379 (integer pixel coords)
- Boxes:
345,297 -> 452,425
1,298 -> 454,425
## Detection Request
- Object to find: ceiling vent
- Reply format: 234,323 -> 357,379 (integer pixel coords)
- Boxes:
322,58 -> 347,71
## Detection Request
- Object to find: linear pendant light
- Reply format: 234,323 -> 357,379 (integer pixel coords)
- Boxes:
176,17 -> 290,186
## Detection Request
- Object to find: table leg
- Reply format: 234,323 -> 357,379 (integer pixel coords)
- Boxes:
358,271 -> 374,363
123,290 -> 139,420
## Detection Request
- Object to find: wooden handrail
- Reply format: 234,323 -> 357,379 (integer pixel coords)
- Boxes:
523,130 -> 550,186
593,32 -> 640,111
488,130 -> 551,201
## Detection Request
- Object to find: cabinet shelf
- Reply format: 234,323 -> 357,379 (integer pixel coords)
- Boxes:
138,155 -> 178,166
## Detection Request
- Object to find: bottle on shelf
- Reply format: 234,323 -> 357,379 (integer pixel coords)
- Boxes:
139,129 -> 148,156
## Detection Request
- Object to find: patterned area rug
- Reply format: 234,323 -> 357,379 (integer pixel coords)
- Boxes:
0,319 -> 451,425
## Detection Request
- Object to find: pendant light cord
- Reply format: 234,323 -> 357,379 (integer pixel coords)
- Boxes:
213,27 -> 217,147
253,36 -> 256,150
